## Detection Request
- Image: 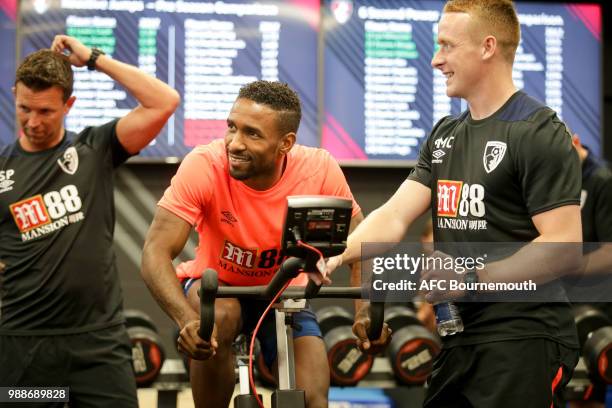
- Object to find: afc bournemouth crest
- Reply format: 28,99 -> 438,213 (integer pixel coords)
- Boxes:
57,147 -> 79,175
330,0 -> 353,24
483,141 -> 506,174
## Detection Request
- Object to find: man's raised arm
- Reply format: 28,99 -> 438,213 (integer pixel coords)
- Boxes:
51,34 -> 180,154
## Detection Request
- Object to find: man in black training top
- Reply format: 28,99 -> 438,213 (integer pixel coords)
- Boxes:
321,1 -> 582,407
567,134 -> 612,408
0,35 -> 178,406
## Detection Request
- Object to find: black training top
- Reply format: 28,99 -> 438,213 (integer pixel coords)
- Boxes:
0,120 -> 132,335
581,153 -> 612,243
572,152 -> 612,315
409,91 -> 581,348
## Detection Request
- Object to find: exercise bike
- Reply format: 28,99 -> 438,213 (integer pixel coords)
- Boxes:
198,196 -> 385,408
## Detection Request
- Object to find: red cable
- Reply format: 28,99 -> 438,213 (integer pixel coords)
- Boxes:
247,242 -> 323,407
296,240 -> 324,261
248,280 -> 291,408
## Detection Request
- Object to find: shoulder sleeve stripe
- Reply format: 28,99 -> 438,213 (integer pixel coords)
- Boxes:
498,92 -> 547,122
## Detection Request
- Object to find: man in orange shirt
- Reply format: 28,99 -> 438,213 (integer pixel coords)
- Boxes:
141,81 -> 388,408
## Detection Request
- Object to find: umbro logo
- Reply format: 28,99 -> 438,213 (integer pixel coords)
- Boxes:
432,149 -> 445,159
0,169 -> 15,194
432,149 -> 446,164
432,136 -> 454,164
221,210 -> 237,226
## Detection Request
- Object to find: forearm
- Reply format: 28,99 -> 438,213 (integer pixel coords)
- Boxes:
480,240 -> 582,285
343,206 -> 410,265
95,55 -> 178,114
343,180 -> 430,265
478,205 -> 582,286
50,34 -> 179,153
141,248 -> 198,328
582,244 -> 612,275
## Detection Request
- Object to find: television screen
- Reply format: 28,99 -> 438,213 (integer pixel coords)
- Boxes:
15,0 -> 320,160
322,0 -> 602,165
0,0 -> 16,141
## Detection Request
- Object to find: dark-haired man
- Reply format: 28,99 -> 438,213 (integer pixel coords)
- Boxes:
0,35 -> 179,406
140,80 -> 374,408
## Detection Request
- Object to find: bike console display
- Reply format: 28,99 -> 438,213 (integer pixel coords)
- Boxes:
282,196 -> 352,259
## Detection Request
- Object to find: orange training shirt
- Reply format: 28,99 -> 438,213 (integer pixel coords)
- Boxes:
158,139 -> 361,286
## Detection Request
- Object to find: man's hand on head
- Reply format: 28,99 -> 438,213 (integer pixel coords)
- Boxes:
50,35 -> 92,68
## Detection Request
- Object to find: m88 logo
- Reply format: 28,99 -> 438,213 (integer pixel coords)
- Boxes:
437,180 -> 485,218
10,185 -> 82,232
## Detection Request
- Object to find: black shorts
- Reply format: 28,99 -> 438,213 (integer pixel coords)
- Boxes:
0,325 -> 137,408
424,338 -> 579,408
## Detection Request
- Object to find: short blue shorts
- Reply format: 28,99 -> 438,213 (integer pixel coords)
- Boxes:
182,278 -> 322,367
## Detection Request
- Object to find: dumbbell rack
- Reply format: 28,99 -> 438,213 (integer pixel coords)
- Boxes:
144,357 -> 429,408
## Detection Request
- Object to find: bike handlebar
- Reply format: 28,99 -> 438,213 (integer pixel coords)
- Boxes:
198,257 -> 384,342
198,268 -> 218,341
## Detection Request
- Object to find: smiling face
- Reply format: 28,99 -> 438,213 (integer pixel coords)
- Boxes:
224,98 -> 294,190
14,82 -> 75,152
431,12 -> 485,100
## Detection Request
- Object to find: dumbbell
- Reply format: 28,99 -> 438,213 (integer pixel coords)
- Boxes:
584,326 -> 612,384
125,309 -> 166,387
317,306 -> 374,386
574,305 -> 612,384
385,306 -> 441,385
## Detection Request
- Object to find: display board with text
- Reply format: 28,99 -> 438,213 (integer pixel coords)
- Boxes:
15,0 -> 319,159
8,0 -> 602,164
323,0 -> 601,165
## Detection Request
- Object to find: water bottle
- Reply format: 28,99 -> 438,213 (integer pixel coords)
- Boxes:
434,302 -> 464,336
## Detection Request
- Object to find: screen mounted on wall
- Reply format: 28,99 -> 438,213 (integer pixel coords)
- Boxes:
322,0 -> 601,165
16,0 -> 319,160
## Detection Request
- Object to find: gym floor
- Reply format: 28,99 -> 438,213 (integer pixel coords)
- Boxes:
137,386 -> 274,408
136,356 -> 426,408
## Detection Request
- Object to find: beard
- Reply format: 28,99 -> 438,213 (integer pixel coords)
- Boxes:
227,151 -> 253,180
227,156 -> 277,183
228,166 -> 251,180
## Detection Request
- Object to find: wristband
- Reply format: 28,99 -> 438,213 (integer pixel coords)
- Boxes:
87,48 -> 105,71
